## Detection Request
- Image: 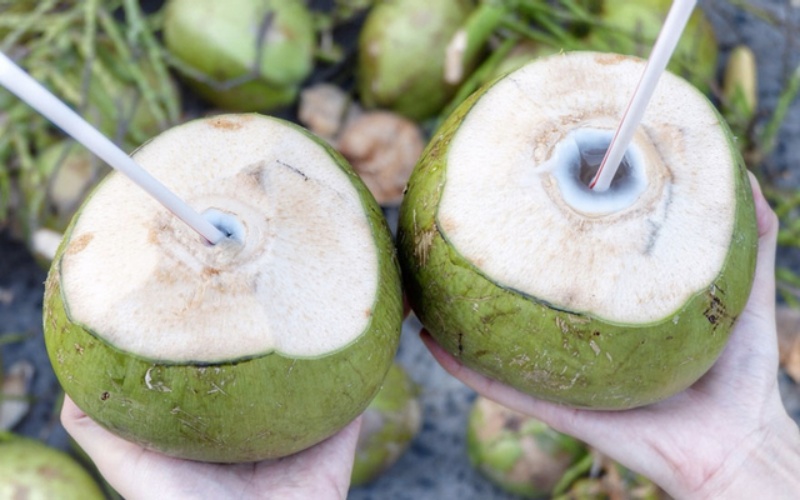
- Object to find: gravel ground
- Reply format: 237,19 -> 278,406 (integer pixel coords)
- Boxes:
2,1 -> 800,499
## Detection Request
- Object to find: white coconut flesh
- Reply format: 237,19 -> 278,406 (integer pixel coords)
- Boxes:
438,52 -> 738,323
58,115 -> 379,362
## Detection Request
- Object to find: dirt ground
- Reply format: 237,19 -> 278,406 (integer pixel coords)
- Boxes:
1,1 -> 800,499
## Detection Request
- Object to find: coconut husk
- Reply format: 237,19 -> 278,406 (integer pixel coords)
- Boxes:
337,111 -> 424,206
0,361 -> 34,430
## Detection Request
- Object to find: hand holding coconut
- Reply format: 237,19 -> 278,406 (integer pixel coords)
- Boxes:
61,396 -> 361,499
423,177 -> 800,498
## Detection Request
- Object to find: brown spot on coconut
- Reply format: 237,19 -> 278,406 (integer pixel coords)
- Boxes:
65,233 -> 93,256
338,111 -> 425,206
43,114 -> 403,462
208,116 -> 245,130
398,52 -> 757,409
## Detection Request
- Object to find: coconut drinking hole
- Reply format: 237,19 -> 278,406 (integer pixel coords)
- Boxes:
549,128 -> 647,216
202,208 -> 245,245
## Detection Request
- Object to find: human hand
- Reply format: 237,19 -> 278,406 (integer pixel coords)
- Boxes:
61,395 -> 361,500
422,173 -> 800,499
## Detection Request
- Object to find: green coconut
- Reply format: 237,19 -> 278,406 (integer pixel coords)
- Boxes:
398,52 -> 757,410
588,0 -> 718,93
351,362 -> 422,486
163,0 -> 315,112
357,0 -> 475,121
467,397 -> 587,498
0,432 -> 105,500
43,114 -> 403,463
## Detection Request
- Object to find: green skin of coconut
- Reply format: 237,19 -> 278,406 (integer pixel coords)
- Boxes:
0,432 -> 105,500
351,362 -> 421,486
588,0 -> 718,93
43,119 -> 404,463
164,0 -> 314,112
466,405 -> 586,498
357,0 -> 474,121
398,66 -> 758,410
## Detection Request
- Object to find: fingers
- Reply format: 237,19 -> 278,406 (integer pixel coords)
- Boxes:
748,172 -> 778,239
63,395 -> 363,499
61,395 -> 164,498
280,416 -> 362,467
744,173 -> 778,320
61,395 -> 143,465
420,330 -> 531,414
257,417 -> 362,499
282,417 -> 361,474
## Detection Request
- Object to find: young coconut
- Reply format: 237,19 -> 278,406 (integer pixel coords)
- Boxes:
466,396 -> 587,498
163,0 -> 315,112
357,0 -> 475,121
398,52 -> 757,409
43,114 -> 403,462
0,433 -> 105,500
351,362 -> 422,486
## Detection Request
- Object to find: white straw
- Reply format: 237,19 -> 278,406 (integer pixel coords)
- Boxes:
590,0 -> 697,192
0,51 -> 226,244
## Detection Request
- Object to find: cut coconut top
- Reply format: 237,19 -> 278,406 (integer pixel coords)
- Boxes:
59,114 -> 379,362
439,52 -> 739,323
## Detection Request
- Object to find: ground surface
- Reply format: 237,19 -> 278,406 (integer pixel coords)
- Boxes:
2,1 -> 800,499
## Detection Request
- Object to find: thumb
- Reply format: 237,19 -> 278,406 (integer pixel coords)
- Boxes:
744,172 -> 778,319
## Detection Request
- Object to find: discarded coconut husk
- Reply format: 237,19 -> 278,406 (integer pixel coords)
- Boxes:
298,83 -> 361,143
337,111 -> 424,206
0,361 -> 34,431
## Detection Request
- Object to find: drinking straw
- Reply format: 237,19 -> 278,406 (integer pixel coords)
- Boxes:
0,51 -> 226,244
590,0 -> 698,191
